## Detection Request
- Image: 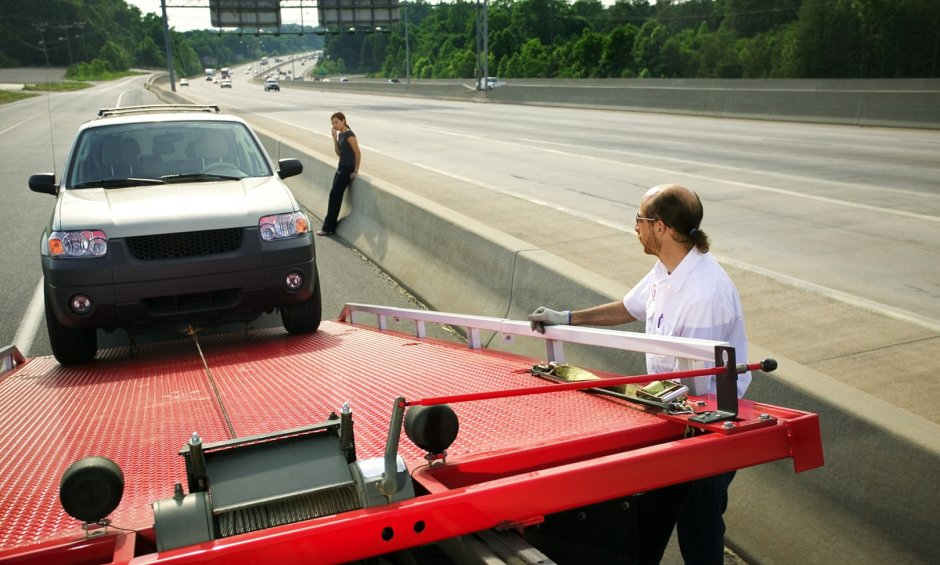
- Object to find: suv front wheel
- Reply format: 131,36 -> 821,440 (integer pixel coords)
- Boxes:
45,291 -> 97,365
281,273 -> 322,334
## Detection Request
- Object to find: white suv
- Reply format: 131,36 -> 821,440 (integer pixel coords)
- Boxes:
29,105 -> 321,364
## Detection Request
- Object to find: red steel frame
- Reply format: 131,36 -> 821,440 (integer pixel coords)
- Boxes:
0,313 -> 823,565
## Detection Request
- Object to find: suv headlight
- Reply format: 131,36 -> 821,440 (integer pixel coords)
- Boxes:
48,230 -> 108,258
259,212 -> 310,241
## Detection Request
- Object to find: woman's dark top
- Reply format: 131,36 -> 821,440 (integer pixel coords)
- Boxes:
337,130 -> 356,168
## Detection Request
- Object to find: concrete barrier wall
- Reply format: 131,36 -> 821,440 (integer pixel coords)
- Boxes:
289,77 -> 940,130
253,128 -> 938,564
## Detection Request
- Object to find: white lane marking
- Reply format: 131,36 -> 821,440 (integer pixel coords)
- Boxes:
516,138 -> 939,222
0,115 -> 42,136
519,137 -> 937,201
399,124 -> 940,223
13,281 -> 45,357
396,122 -> 938,219
715,255 -> 940,333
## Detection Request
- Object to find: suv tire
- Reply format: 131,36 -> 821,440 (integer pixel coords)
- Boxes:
281,274 -> 322,334
45,291 -> 97,365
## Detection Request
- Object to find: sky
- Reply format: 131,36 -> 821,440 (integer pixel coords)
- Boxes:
127,1 -> 214,32
126,1 -> 320,33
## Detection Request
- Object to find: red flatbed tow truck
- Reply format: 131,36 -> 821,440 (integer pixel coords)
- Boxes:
0,304 -> 823,564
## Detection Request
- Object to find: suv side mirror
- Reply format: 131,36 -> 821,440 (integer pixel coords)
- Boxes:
29,173 -> 58,195
277,158 -> 303,180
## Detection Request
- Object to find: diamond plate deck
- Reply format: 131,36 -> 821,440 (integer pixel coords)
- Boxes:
0,321 -> 673,554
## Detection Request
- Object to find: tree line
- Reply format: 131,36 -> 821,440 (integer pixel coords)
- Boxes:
0,0 -> 321,79
328,0 -> 940,80
2,1 -> 937,81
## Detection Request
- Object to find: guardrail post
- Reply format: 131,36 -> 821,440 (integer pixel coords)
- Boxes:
545,339 -> 565,364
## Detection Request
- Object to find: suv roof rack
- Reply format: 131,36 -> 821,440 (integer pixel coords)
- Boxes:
97,104 -> 221,118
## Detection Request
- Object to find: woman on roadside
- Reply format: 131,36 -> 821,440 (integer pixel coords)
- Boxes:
317,111 -> 361,236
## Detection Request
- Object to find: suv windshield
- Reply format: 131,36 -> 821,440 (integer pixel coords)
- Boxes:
66,121 -> 273,188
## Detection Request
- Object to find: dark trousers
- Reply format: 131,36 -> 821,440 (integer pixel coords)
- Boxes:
322,166 -> 354,231
634,471 -> 736,565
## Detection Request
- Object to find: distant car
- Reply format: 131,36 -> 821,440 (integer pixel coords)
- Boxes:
28,104 -> 320,365
179,78 -> 189,87
477,76 -> 506,90
264,78 -> 280,92
220,78 -> 232,88
387,78 -> 400,84
339,77 -> 350,82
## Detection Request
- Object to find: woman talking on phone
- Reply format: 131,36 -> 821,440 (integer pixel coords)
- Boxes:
317,111 -> 361,236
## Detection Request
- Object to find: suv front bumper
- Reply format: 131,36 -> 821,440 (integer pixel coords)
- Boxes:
43,229 -> 317,331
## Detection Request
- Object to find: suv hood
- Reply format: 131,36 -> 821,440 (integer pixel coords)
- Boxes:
54,177 -> 298,238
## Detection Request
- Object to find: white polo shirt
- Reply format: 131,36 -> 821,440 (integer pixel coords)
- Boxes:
623,249 -> 750,398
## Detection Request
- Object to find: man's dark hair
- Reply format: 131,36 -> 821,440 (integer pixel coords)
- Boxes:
646,184 -> 710,253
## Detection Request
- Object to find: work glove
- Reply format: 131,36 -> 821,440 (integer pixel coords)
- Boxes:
528,307 -> 571,334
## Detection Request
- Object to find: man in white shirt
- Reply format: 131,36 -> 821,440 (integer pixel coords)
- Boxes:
529,183 -> 749,564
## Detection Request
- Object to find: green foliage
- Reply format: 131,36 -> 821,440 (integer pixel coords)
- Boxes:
0,90 -> 39,105
136,35 -> 165,68
0,1 -> 322,81
722,0 -> 801,37
1,0 -> 937,82
449,49 -> 479,77
570,29 -> 606,77
328,0 -> 940,80
633,20 -> 668,77
23,81 -> 93,92
172,41 -> 202,78
501,38 -> 550,77
98,41 -> 132,72
316,58 -> 347,77
66,59 -> 113,80
600,24 -> 640,77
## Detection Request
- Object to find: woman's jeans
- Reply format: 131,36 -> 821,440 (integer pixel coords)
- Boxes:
322,166 -> 355,231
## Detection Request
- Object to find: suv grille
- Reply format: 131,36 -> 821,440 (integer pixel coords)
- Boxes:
127,228 -> 243,260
